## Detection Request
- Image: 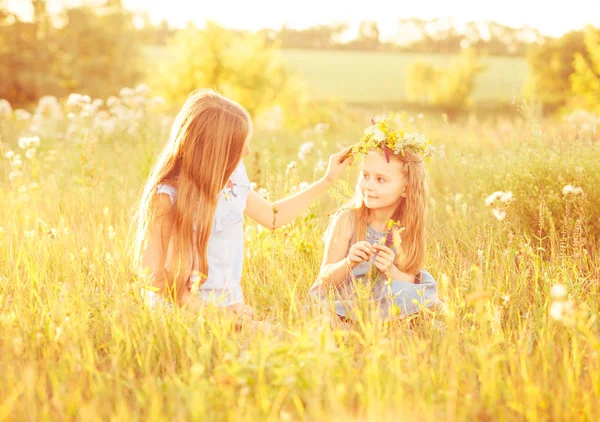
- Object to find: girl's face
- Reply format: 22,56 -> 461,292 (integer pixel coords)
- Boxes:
359,151 -> 408,210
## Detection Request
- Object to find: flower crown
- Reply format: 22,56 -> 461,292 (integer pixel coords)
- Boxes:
345,112 -> 444,163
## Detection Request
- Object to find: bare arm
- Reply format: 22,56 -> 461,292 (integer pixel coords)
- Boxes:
388,265 -> 416,283
314,212 -> 356,287
245,178 -> 332,229
140,193 -> 175,292
140,193 -> 211,308
244,147 -> 352,229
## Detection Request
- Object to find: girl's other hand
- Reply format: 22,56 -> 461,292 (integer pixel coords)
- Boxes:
372,243 -> 396,275
347,241 -> 375,268
224,303 -> 256,323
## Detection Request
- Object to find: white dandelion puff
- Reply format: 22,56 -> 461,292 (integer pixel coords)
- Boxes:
0,99 -> 12,118
15,109 -> 32,120
550,284 -> 567,299
25,148 -> 36,159
298,142 -> 315,161
492,208 -> 507,221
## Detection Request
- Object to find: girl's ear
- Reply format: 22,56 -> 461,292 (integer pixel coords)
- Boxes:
400,185 -> 408,198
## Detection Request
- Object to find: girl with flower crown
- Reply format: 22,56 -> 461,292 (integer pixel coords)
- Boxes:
308,114 -> 442,321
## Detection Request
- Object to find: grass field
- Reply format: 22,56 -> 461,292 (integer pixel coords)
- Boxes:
143,46 -> 528,104
282,49 -> 527,103
1,88 -> 599,420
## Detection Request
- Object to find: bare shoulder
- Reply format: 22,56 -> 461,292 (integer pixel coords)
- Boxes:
151,192 -> 175,222
326,207 -> 354,242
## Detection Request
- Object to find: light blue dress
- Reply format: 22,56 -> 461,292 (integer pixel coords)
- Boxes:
308,225 -> 439,320
142,160 -> 251,308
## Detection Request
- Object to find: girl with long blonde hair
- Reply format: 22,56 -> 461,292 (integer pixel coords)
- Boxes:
133,89 -> 351,321
309,115 -> 440,320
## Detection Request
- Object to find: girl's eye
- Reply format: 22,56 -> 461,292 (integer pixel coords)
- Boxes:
377,178 -> 385,183
363,173 -> 369,180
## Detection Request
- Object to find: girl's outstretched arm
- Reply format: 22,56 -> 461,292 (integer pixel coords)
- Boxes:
244,147 -> 352,229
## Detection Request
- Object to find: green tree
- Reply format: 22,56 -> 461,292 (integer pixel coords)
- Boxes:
152,22 -> 300,118
0,1 -> 57,104
0,0 -> 141,105
406,61 -> 438,104
525,31 -> 587,114
571,26 -> 600,113
406,48 -> 486,115
54,1 -> 141,97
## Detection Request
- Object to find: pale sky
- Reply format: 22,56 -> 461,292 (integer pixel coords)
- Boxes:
6,0 -> 600,39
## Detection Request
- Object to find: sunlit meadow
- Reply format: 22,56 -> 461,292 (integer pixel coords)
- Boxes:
0,88 -> 599,421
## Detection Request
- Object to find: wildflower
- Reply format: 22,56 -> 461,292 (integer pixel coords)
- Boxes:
135,83 -> 151,96
119,87 -> 135,97
35,96 -> 63,119
298,142 -> 315,161
315,159 -> 327,172
150,96 -> 166,108
298,182 -> 310,190
372,129 -> 386,142
492,208 -> 507,221
287,161 -> 297,170
500,191 -> 514,205
107,96 -> 120,108
314,122 -> 329,134
485,191 -> 503,207
108,226 -> 116,240
550,284 -> 567,299
562,185 -> 584,196
15,109 -> 32,120
18,136 -> 40,150
9,171 -> 23,181
25,148 -> 36,159
55,326 -> 63,341
0,99 -> 12,118
49,228 -> 57,239
12,158 -> 23,169
24,230 -> 35,240
549,300 -> 576,321
5,150 -> 14,159
66,93 -> 91,108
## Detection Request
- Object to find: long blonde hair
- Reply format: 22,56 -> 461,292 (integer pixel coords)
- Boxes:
351,150 -> 428,275
133,89 -> 251,302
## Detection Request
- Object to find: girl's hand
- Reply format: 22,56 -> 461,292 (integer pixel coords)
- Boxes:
347,241 -> 375,268
373,243 -> 396,275
224,303 -> 256,323
325,146 -> 354,183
